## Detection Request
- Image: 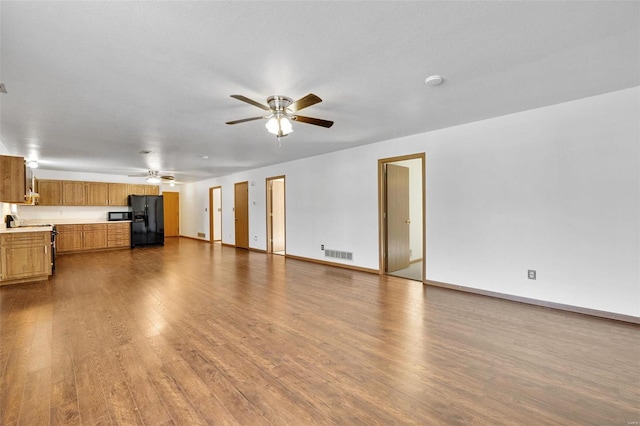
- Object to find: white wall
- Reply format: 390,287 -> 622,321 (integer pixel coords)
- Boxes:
181,87 -> 640,318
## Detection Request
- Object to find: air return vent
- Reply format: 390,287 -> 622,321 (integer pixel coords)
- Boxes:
324,249 -> 353,261
197,232 -> 205,238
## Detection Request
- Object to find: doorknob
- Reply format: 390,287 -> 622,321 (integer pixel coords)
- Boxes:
405,220 -> 411,224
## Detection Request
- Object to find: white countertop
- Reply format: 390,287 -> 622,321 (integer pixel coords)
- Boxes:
23,219 -> 132,225
0,226 -> 53,234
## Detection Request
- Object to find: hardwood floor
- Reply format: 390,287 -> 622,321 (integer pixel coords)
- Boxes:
1,238 -> 638,425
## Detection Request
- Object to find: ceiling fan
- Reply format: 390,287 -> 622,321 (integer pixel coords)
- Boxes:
128,170 -> 175,184
226,93 -> 334,139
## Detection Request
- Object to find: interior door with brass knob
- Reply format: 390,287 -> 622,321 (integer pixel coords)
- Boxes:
385,164 -> 411,272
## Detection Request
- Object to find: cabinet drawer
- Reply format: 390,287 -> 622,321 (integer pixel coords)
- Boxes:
57,224 -> 84,233
1,232 -> 49,245
83,224 -> 107,231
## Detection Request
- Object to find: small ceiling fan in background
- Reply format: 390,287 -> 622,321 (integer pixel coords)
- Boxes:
226,93 -> 334,140
128,170 -> 175,184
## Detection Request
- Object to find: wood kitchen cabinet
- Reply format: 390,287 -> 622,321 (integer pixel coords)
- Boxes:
129,184 -> 159,196
0,231 -> 51,285
36,179 -> 63,205
108,183 -> 129,206
107,222 -> 130,248
57,224 -> 111,253
83,224 -> 108,250
0,155 -> 26,203
86,182 -> 109,206
62,181 -> 86,205
56,225 -> 83,252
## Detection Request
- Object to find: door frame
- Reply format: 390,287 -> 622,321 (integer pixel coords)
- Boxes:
265,175 -> 286,254
378,153 -> 426,280
209,186 -> 222,243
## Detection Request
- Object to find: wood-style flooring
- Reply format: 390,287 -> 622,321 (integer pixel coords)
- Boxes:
1,238 -> 639,425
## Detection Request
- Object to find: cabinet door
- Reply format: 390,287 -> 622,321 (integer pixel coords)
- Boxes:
0,233 -> 51,280
37,180 -> 63,205
129,184 -> 147,195
56,225 -> 84,253
0,155 -> 26,203
63,181 -> 86,205
83,225 -> 108,250
108,183 -> 129,206
86,182 -> 109,206
144,185 -> 159,195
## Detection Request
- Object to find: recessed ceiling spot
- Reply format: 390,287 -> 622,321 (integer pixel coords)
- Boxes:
425,75 -> 443,86
201,155 -> 209,159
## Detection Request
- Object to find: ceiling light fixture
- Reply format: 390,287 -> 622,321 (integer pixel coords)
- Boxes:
27,160 -> 39,169
265,113 -> 293,137
425,75 -> 444,86
146,176 -> 160,184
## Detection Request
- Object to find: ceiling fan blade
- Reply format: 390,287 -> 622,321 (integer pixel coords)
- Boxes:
230,95 -> 270,111
225,116 -> 265,125
289,93 -> 322,112
293,115 -> 334,128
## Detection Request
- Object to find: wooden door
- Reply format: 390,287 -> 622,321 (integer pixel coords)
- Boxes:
267,177 -> 285,253
86,182 -> 109,206
386,164 -> 411,272
234,181 -> 249,249
163,191 -> 180,237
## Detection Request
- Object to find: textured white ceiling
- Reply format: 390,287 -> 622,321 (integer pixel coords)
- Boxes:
1,1 -> 638,183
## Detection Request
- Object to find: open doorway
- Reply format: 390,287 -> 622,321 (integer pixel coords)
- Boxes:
209,186 -> 222,243
378,153 -> 425,281
266,176 -> 285,255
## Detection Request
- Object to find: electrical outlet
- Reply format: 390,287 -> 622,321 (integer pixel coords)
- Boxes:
321,244 -> 324,250
528,270 -> 536,280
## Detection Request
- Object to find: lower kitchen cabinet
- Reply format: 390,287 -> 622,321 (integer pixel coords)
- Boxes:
57,224 -> 109,253
56,225 -> 84,252
107,222 -> 130,248
0,231 -> 52,285
57,223 -> 128,253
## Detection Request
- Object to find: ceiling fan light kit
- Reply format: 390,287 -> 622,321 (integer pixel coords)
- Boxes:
129,170 -> 175,183
226,93 -> 333,141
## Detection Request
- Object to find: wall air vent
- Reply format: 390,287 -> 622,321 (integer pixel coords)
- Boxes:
324,249 -> 353,261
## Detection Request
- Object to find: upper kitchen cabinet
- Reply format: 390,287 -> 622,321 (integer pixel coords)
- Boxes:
129,184 -> 159,196
36,179 -> 63,205
108,183 -> 129,206
86,182 -> 109,206
0,155 -> 26,203
62,181 -> 86,205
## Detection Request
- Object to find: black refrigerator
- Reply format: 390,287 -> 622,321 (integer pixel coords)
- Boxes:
129,195 -> 164,248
